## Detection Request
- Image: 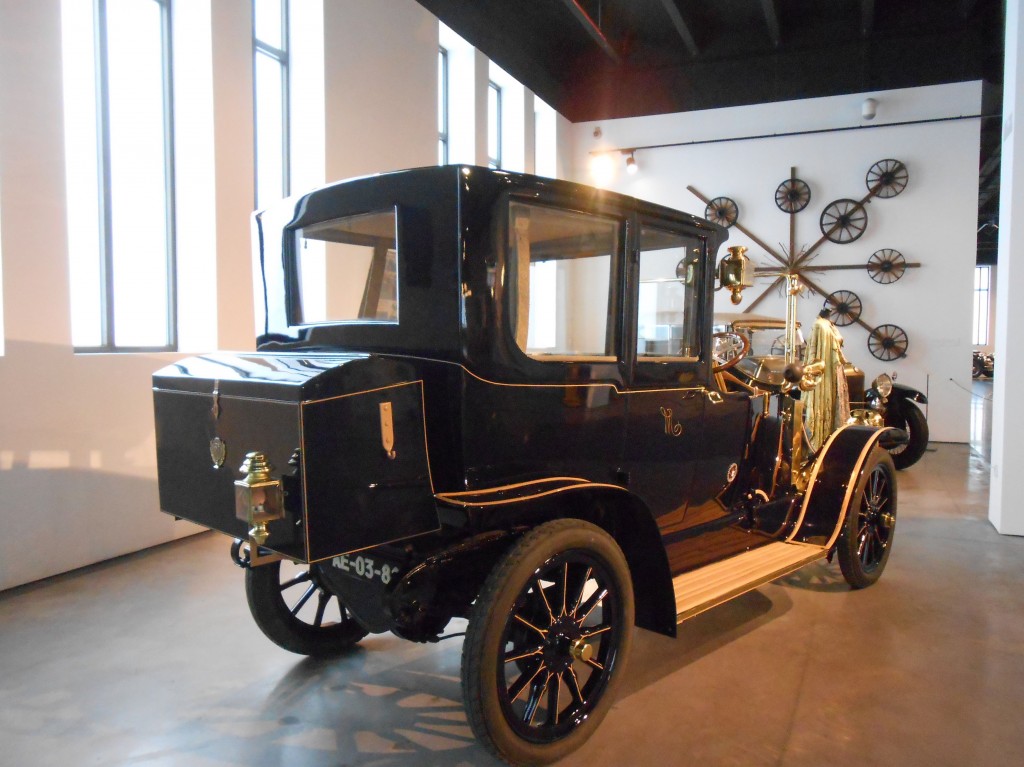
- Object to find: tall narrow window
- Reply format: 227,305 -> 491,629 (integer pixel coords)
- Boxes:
973,265 -> 991,346
438,47 -> 449,165
488,81 -> 502,169
62,0 -> 177,351
254,0 -> 289,209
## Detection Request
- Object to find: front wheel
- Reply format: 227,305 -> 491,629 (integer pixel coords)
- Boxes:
245,558 -> 369,656
837,448 -> 897,589
462,519 -> 634,766
885,400 -> 928,469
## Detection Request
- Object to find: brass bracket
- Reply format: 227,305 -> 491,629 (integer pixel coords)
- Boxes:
379,401 -> 397,459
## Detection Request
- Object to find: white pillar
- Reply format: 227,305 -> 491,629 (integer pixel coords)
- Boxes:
989,0 -> 1024,535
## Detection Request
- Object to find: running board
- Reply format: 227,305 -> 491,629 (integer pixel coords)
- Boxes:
673,541 -> 827,623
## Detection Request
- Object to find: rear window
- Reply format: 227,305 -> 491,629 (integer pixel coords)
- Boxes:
292,208 -> 398,324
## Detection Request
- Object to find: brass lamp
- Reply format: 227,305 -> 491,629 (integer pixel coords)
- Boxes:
717,245 -> 755,304
234,452 -> 284,546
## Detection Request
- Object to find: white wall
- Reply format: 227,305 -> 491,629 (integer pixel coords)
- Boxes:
569,83 -> 982,444
0,0 -> 438,591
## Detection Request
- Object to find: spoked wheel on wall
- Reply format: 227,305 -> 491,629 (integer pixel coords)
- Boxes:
837,448 -> 897,589
244,552 -> 369,656
462,519 -> 634,766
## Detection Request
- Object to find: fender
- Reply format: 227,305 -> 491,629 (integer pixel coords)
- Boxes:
436,477 -> 678,637
787,425 -> 896,547
890,382 -> 927,405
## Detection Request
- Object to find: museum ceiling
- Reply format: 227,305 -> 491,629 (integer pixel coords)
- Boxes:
416,0 -> 1005,263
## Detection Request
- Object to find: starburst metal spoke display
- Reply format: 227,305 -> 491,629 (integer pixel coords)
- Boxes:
689,160 -> 920,361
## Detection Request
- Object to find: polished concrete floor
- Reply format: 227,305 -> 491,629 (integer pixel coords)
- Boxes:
3,381 -> 1022,766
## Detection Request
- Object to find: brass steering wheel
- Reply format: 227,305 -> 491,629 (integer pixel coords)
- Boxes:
711,331 -> 750,373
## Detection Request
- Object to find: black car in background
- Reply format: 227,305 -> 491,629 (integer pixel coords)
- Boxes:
713,313 -> 928,469
153,167 -> 899,765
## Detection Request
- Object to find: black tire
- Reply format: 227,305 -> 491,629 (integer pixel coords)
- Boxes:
972,359 -> 983,379
884,400 -> 928,469
462,519 -> 634,765
245,559 -> 368,656
838,448 -> 897,589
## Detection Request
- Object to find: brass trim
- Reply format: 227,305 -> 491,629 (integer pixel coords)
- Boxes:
823,429 -> 890,550
436,477 -> 629,508
785,424 -> 854,542
379,401 -> 397,459
660,407 -> 684,436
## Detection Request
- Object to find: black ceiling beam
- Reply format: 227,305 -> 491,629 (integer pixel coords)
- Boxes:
656,0 -> 700,58
759,0 -> 781,49
558,0 -> 621,63
861,0 -> 875,37
960,0 -> 979,19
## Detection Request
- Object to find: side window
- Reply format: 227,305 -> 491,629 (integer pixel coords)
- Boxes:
292,208 -> 398,324
509,202 -> 619,360
636,227 -> 702,360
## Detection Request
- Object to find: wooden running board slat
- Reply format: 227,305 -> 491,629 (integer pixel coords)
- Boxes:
673,541 -> 827,622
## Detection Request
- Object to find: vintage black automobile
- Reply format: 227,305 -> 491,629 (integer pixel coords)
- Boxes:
153,166 -> 899,765
713,313 -> 928,469
973,350 -> 994,379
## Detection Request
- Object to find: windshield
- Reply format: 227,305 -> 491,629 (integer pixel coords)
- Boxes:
291,208 -> 398,325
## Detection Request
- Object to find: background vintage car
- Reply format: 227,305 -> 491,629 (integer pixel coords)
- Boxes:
714,312 -> 929,469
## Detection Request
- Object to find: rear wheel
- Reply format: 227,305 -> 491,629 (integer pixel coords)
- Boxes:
838,448 -> 897,589
884,400 -> 928,469
245,558 -> 368,656
462,519 -> 634,765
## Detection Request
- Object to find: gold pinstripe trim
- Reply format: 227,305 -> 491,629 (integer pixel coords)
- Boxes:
436,479 -> 628,508
459,364 -> 706,396
823,429 -> 890,550
437,476 -> 592,498
785,424 -> 855,542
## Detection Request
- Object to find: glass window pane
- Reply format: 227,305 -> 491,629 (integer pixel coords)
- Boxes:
254,0 -> 283,48
510,202 -> 617,359
637,228 -> 701,359
106,0 -> 171,347
294,209 -> 399,324
62,0 -> 104,347
437,48 -> 446,135
255,51 -> 285,208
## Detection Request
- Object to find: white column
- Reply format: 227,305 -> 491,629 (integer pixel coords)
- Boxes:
989,0 -> 1024,535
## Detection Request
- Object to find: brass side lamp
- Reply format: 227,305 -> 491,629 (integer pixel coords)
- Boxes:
234,452 -> 284,547
716,245 -> 755,304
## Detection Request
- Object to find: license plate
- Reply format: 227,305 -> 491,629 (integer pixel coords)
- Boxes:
330,553 -> 400,585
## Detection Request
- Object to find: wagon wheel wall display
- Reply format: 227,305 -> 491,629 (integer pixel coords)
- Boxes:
775,178 -> 811,213
689,158 -> 918,357
868,248 -> 907,284
866,159 -> 909,198
820,198 -> 868,243
868,324 -> 909,361
705,196 -> 739,228
824,290 -> 862,327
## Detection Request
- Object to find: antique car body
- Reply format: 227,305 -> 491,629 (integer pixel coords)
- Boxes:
153,166 -> 899,765
973,350 -> 994,378
714,313 -> 928,469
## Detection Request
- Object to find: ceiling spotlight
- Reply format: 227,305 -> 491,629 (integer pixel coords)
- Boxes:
625,152 -> 638,175
862,97 -> 878,120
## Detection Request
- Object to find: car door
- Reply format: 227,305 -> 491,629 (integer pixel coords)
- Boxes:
620,223 -> 710,564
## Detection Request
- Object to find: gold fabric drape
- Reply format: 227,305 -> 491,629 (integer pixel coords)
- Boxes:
803,316 -> 851,452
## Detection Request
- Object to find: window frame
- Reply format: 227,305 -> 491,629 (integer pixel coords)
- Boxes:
504,197 -> 624,363
253,0 -> 290,209
77,0 -> 178,353
488,80 -> 502,170
973,264 -> 991,346
438,46 -> 449,165
285,205 -> 401,328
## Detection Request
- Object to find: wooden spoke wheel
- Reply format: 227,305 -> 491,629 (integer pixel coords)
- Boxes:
868,324 -> 909,361
868,248 -> 906,284
820,198 -> 868,243
825,290 -> 862,327
705,196 -> 739,228
866,159 -> 909,198
775,177 -> 811,213
711,331 -> 750,372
